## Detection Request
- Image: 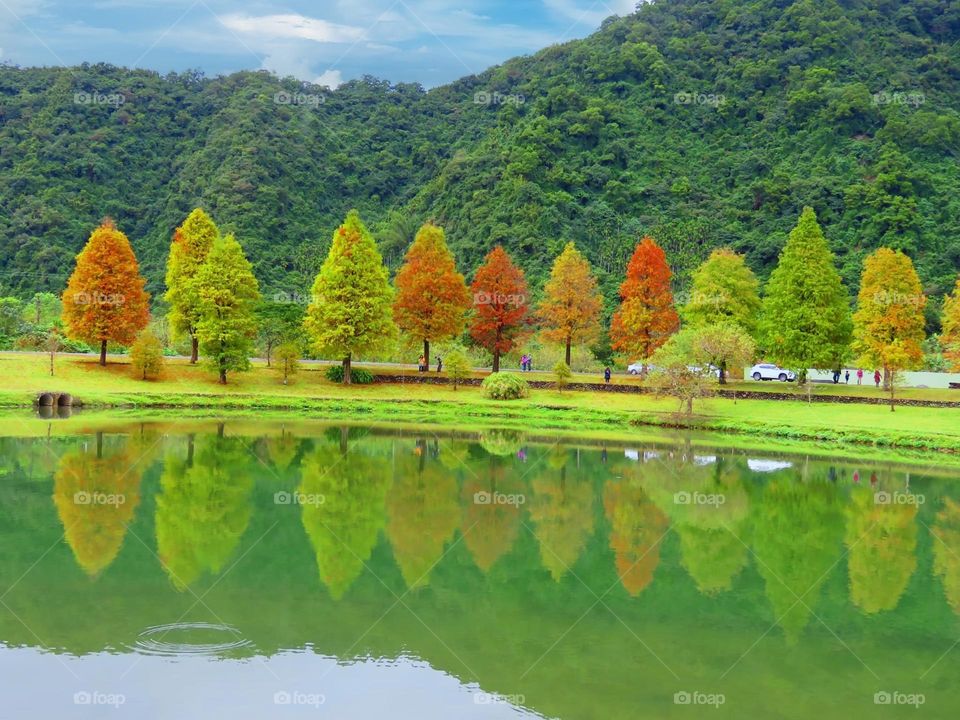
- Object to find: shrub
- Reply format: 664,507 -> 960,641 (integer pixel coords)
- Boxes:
130,328 -> 165,380
481,372 -> 529,400
325,365 -> 374,384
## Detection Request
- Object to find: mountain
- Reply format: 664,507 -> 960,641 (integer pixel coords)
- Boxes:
1,0 -> 959,318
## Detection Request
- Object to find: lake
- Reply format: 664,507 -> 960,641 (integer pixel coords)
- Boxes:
0,418 -> 957,718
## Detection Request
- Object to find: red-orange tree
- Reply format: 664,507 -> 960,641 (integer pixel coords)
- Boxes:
536,242 -> 603,365
469,246 -> 530,372
393,222 -> 470,369
62,219 -> 150,365
610,236 -> 679,364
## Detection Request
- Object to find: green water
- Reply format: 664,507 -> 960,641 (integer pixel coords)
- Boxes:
1,419 -> 958,718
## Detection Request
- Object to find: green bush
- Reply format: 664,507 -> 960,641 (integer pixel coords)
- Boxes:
481,372 -> 530,400
325,365 -> 374,384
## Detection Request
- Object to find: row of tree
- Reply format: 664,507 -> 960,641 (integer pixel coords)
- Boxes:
58,206 -> 960,386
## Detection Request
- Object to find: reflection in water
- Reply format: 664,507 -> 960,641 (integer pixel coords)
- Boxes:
6,422 -> 960,719
52,432 -> 142,576
155,432 -> 254,589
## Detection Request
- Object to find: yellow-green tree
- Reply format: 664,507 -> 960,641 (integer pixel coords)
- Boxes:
536,242 -> 603,365
164,209 -> 219,364
933,498 -> 960,615
853,248 -> 926,409
603,478 -> 668,597
942,277 -> 960,371
529,459 -> 594,580
684,248 -> 761,334
305,210 -> 396,384
461,456 -> 523,573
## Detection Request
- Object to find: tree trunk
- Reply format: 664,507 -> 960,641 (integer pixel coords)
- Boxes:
492,350 -> 500,373
565,338 -> 572,367
219,367 -> 227,385
339,426 -> 349,455
190,336 -> 199,364
423,339 -> 430,372
343,354 -> 352,385
96,431 -> 104,459
99,339 -> 107,366
718,362 -> 727,385
217,422 -> 225,439
187,434 -> 195,467
266,343 -> 273,368
889,372 -> 896,412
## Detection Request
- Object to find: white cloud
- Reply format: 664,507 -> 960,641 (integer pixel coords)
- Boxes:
314,69 -> 342,88
220,13 -> 366,44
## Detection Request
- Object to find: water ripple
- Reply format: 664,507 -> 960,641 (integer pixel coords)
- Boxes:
130,622 -> 254,657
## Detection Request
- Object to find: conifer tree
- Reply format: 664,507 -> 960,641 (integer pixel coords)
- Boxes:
610,236 -> 679,367
195,234 -> 260,384
165,209 -> 218,364
537,242 -> 603,366
393,222 -> 470,369
943,277 -> 960,372
469,246 -> 530,373
305,210 -> 396,384
683,248 -> 761,334
757,207 -> 852,382
62,219 -> 150,366
853,248 -> 926,409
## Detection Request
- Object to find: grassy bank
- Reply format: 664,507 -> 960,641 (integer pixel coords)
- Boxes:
2,352 -> 960,455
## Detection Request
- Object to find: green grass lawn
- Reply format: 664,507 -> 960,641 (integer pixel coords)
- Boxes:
2,352 -> 959,454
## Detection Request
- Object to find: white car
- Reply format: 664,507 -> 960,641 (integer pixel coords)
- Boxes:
749,364 -> 796,382
627,362 -> 653,375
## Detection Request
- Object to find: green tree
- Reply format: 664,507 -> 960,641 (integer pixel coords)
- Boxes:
443,349 -> 471,391
553,360 -> 572,392
164,209 -> 219,364
256,300 -> 305,367
195,235 -> 261,384
689,323 -> 756,385
305,210 -> 396,384
274,342 -> 301,385
757,207 -> 852,383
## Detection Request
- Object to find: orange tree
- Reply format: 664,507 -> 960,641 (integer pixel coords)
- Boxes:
393,222 -> 470,369
852,247 -> 926,409
536,242 -> 603,366
62,219 -> 150,365
469,246 -> 530,372
610,236 -> 679,367
943,276 -> 960,371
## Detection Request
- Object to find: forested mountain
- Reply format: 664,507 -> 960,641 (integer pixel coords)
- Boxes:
1,0 -> 959,314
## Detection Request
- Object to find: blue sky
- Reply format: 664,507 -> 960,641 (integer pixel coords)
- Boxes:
0,0 -> 639,87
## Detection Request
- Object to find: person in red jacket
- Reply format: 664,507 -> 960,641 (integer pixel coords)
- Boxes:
874,370 -> 881,388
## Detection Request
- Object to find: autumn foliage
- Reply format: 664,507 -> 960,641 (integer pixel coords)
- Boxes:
393,223 -> 470,368
536,242 -> 603,365
469,246 -> 530,372
61,219 -> 150,365
943,277 -> 960,371
610,236 -> 679,363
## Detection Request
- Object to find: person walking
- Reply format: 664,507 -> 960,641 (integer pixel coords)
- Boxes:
527,355 -> 533,372
857,368 -> 863,385
436,356 -> 443,373
604,366 -> 612,384
832,369 -> 840,384
418,355 -> 425,373
845,370 -> 850,384
874,369 -> 881,388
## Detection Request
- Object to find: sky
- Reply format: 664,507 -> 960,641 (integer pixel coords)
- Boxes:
0,0 -> 640,88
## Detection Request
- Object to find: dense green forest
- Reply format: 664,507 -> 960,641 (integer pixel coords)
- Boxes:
1,0 -> 959,315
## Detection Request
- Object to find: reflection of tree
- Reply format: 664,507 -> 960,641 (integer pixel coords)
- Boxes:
462,457 -> 522,572
603,480 -> 668,596
386,448 -> 460,589
752,479 -> 844,642
266,428 -> 301,473
300,440 -> 392,599
155,434 -> 253,590
479,430 -> 525,457
53,434 -> 142,577
933,498 -> 960,614
529,464 -> 594,580
845,486 -> 917,614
